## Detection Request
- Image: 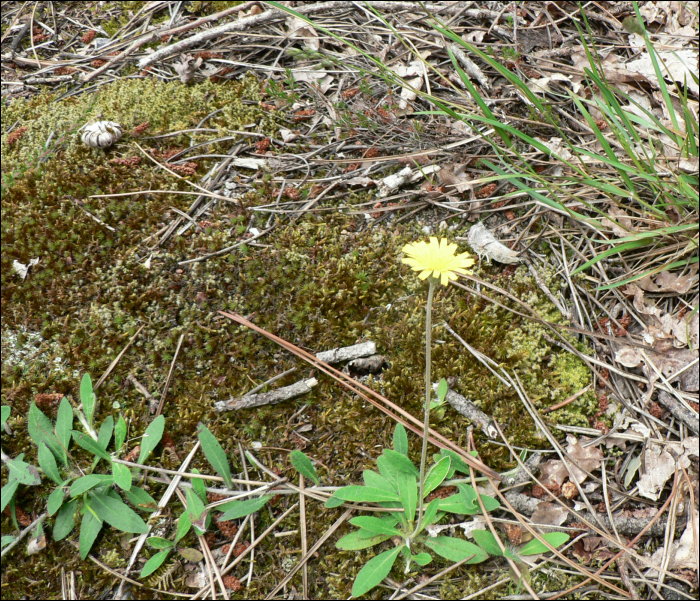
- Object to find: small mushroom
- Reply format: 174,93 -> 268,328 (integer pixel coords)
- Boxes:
81,121 -> 122,148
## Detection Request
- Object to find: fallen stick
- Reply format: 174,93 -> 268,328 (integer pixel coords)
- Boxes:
315,341 -> 376,364
436,383 -> 498,439
214,378 -> 317,412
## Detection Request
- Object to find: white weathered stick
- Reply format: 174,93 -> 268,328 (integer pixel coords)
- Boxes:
214,378 -> 317,412
433,383 -> 498,439
315,341 -> 376,364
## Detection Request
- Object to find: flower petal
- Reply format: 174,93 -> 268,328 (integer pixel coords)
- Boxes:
401,238 -> 475,287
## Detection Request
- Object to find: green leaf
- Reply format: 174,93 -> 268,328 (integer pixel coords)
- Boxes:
147,536 -> 175,550
112,462 -> 132,492
325,495 -> 345,508
438,494 -> 474,514
79,510 -> 102,559
53,498 -> 78,541
412,552 -> 432,566
71,475 -> 108,497
88,491 -> 148,533
349,516 -> 402,537
218,495 -> 271,521
382,450 -> 418,476
177,547 -> 204,563
175,512 -> 191,543
72,430 -> 111,461
38,442 -> 62,485
419,498 -> 442,531
185,488 -> 207,535
624,453 -> 641,488
114,414 -> 127,452
1,405 -> 9,426
458,483 -> 478,511
336,530 -> 392,550
197,423 -> 233,489
80,373 -> 95,426
518,532 -> 570,556
97,415 -> 114,451
393,423 -> 408,456
351,545 -> 404,598
423,536 -> 488,563
290,450 -> 320,485
439,484 -> 500,515
140,549 -> 171,578
6,454 -> 41,486
396,471 -> 417,522
424,456 -> 451,498
471,530 -> 504,556
125,486 -> 157,512
377,454 -> 399,486
1,481 -> 19,513
28,403 -> 62,459
54,397 -> 73,466
1,536 -> 15,549
138,415 -> 165,464
363,470 -> 396,493
333,486 -> 400,503
190,468 -> 208,505
437,379 -> 448,402
435,449 -> 471,477
479,493 -> 501,513
47,485 -> 66,516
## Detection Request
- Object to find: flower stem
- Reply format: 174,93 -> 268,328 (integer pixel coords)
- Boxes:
413,279 -> 436,538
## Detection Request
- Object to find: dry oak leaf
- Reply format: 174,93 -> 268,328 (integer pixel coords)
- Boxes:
565,435 -> 603,484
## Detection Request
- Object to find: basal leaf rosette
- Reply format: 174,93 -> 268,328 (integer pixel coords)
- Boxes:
402,237 -> 475,286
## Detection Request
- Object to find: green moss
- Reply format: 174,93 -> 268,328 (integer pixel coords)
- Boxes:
2,70 -> 596,598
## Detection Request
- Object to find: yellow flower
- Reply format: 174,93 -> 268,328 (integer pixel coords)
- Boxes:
402,237 -> 475,286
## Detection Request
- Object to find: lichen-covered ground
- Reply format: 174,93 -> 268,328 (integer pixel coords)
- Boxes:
2,76 -> 595,599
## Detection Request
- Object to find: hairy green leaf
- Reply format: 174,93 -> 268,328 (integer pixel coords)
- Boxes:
336,530 -> 392,550
333,486 -> 399,503
424,456 -> 451,498
72,430 -> 111,461
88,491 -> 148,533
79,510 -> 102,559
349,516 -> 402,537
53,498 -> 78,541
518,532 -> 570,555
80,374 -> 95,427
382,450 -> 418,476
140,549 -> 171,578
138,415 -> 165,465
197,423 -> 232,489
54,397 -> 73,466
351,545 -> 403,597
290,450 -> 320,485
114,414 -> 127,453
218,495 -> 271,521
471,530 -> 504,556
112,462 -> 132,492
423,536 -> 488,563
393,423 -> 408,456
38,442 -> 62,485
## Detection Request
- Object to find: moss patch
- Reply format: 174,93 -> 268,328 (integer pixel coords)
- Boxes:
2,75 -> 595,599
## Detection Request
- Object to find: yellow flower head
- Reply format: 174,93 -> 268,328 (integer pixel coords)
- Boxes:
402,237 -> 475,286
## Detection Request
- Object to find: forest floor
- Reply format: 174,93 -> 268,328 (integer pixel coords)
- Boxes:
1,2 -> 698,600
